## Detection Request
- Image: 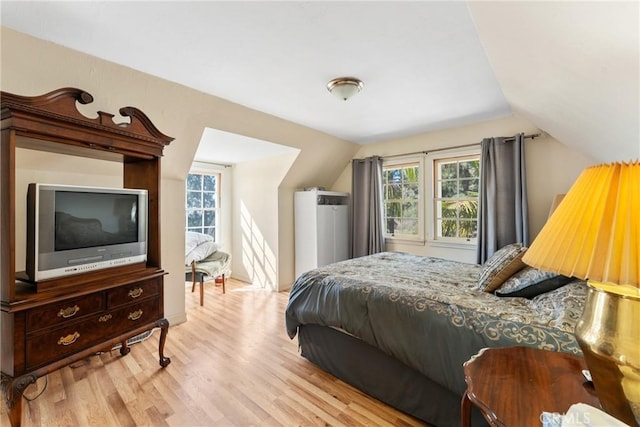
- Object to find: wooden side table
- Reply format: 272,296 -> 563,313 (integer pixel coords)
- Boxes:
461,346 -> 601,427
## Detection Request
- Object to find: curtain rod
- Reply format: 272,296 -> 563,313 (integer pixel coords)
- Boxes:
192,160 -> 233,169
382,132 -> 542,159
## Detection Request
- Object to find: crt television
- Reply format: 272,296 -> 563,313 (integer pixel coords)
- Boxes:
26,183 -> 148,281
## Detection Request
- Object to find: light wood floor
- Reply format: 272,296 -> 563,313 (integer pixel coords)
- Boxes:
1,279 -> 426,426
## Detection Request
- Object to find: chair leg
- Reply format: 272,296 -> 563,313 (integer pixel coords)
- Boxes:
221,274 -> 226,294
191,261 -> 196,293
199,280 -> 204,306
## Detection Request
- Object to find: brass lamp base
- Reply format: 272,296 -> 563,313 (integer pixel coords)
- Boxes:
576,282 -> 640,426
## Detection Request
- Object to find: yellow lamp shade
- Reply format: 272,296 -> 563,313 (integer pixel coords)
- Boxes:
522,161 -> 640,290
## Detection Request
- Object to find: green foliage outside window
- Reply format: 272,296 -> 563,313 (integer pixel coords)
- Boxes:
435,157 -> 479,240
186,173 -> 219,238
383,163 -> 420,237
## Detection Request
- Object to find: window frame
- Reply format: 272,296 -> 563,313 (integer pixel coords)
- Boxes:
185,168 -> 222,242
382,155 -> 425,243
426,147 -> 480,248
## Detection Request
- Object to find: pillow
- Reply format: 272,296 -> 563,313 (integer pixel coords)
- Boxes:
185,240 -> 219,265
494,266 -> 573,298
185,231 -> 214,254
477,243 -> 527,292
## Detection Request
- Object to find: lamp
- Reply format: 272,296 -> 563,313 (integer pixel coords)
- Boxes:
547,193 -> 565,218
327,77 -> 363,101
522,161 -> 640,426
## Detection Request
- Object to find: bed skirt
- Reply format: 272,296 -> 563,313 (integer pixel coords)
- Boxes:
298,324 -> 488,427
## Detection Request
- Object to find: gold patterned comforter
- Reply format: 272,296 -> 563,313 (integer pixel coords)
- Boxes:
285,251 -> 587,396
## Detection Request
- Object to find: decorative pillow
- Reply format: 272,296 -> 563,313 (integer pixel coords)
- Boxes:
494,267 -> 574,298
185,231 -> 214,254
185,241 -> 219,265
477,243 -> 527,292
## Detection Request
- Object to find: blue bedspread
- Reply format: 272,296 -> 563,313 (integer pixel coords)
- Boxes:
285,252 -> 586,396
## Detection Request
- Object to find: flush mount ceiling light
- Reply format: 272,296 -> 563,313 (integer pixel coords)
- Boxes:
327,77 -> 364,101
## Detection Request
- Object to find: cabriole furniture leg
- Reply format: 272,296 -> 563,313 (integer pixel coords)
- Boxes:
1,373 -> 38,427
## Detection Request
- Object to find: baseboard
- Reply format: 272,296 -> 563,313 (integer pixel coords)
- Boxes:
166,311 -> 187,326
231,272 -> 252,284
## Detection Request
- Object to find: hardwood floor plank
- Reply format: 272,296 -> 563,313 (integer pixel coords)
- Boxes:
144,405 -> 170,427
1,279 -> 427,426
275,394 -> 334,426
105,392 -> 137,427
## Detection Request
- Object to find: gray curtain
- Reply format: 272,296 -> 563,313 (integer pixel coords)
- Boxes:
351,156 -> 385,258
476,134 -> 529,264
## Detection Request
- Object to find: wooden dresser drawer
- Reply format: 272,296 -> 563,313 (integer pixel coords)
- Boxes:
107,278 -> 161,308
101,298 -> 161,334
25,298 -> 161,370
26,293 -> 105,332
26,316 -> 109,370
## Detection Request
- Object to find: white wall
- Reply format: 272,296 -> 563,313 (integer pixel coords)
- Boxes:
231,152 -> 299,290
332,115 -> 595,263
2,27 -> 599,303
1,27 -> 358,322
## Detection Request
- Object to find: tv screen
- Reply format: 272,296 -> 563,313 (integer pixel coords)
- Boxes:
55,191 -> 139,251
26,183 -> 148,282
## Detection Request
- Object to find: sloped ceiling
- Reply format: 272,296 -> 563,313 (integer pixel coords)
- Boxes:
469,1 -> 639,163
1,1 -> 638,163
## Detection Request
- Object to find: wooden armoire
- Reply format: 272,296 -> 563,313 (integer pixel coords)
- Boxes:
1,88 -> 173,426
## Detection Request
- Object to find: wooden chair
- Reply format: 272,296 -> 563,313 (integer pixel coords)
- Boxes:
190,261 -> 226,305
186,251 -> 231,306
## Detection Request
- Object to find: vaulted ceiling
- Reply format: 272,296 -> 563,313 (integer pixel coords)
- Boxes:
2,1 -> 638,163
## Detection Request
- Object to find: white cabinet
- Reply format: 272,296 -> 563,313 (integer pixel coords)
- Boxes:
294,190 -> 350,278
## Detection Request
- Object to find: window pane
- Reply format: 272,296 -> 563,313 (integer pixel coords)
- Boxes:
459,160 -> 479,178
203,175 -> 216,192
386,202 -> 401,217
386,218 -> 398,234
403,167 -> 419,183
439,219 -> 457,237
187,174 -> 202,190
400,219 -> 418,235
186,172 -> 220,242
403,183 -> 419,199
440,163 -> 457,179
383,162 -> 421,238
187,210 -> 202,227
402,201 -> 418,218
203,192 -> 216,208
187,191 -> 202,208
458,200 -> 478,219
458,220 -> 478,239
441,181 -> 458,198
387,184 -> 402,200
459,178 -> 479,196
434,155 -> 480,242
458,220 -> 478,238
204,210 -> 216,226
439,201 -> 457,218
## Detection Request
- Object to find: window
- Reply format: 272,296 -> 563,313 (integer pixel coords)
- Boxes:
383,157 -> 424,241
186,172 -> 220,239
433,154 -> 480,243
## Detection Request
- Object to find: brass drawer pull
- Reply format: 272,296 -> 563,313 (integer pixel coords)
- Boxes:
128,287 -> 144,299
57,332 -> 80,346
128,309 -> 143,321
57,305 -> 80,319
98,314 -> 112,322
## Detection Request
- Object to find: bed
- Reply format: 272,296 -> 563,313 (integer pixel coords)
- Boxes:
285,249 -> 587,426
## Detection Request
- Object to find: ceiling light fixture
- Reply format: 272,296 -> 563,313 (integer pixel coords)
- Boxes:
327,77 -> 364,101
